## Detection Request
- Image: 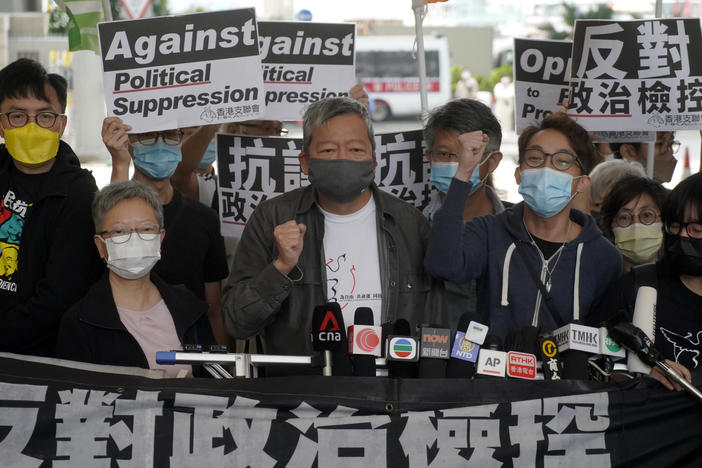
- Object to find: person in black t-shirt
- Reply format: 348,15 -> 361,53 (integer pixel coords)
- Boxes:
102,117 -> 230,345
0,58 -> 102,356
602,173 -> 702,391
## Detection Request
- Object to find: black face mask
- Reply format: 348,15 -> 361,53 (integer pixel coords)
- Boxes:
666,235 -> 702,276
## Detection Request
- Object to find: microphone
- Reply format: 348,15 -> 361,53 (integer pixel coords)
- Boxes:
538,333 -> 563,380
347,307 -> 382,377
311,303 -> 345,376
418,325 -> 451,378
447,314 -> 485,378
504,326 -> 539,380
476,335 -> 507,378
552,322 -> 600,380
628,286 -> 657,374
385,319 -> 419,378
607,318 -> 702,402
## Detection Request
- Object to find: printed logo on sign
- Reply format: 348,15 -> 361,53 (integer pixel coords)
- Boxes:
604,334 -> 621,353
542,339 -> 558,358
389,337 -> 417,360
450,331 -> 480,362
319,310 -> 340,331
420,328 -> 451,359
356,328 -> 380,353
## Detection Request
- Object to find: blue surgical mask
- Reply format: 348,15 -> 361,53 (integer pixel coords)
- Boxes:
200,140 -> 216,168
132,140 -> 182,180
518,167 -> 578,218
430,160 -> 488,195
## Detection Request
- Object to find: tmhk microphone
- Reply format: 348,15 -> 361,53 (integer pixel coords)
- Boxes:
311,303 -> 345,376
552,322 -> 600,380
348,307 -> 382,376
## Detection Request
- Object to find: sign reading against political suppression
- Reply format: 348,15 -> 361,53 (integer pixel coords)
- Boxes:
216,129 -> 429,237
98,8 -> 266,133
514,38 -> 572,133
257,21 -> 356,120
568,18 -> 702,131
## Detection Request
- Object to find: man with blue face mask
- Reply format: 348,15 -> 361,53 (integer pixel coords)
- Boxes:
426,113 -> 622,339
102,117 -> 230,346
423,99 -> 506,225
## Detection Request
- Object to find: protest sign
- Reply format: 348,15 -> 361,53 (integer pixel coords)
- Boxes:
98,8 -> 266,133
514,38 -> 572,133
569,18 -> 702,131
257,21 -> 356,120
217,129 -> 429,237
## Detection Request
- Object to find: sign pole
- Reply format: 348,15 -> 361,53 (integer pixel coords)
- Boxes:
411,0 -> 429,120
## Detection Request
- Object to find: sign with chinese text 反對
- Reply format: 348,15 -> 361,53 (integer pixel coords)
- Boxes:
514,38 -> 572,133
98,8 -> 266,133
569,18 -> 702,131
216,129 -> 429,237
257,21 -> 356,120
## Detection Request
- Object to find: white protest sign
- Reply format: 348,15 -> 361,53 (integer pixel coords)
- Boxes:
257,21 -> 356,120
216,129 -> 429,237
569,18 -> 702,131
514,38 -> 572,133
98,9 -> 266,133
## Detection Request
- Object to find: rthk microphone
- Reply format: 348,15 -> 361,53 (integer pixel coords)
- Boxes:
348,307 -> 381,376
418,325 -> 451,378
311,303 -> 345,376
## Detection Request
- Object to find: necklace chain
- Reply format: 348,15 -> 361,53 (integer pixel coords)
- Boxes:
524,220 -> 572,292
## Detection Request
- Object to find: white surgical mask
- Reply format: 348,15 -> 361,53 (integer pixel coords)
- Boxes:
101,233 -> 161,280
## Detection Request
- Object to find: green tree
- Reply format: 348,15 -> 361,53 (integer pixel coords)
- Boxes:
541,2 -> 614,40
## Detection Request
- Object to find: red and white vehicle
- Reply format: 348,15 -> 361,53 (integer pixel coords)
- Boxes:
356,35 -> 451,120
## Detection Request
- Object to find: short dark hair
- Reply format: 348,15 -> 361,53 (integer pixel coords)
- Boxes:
423,98 -> 502,153
0,58 -> 68,112
600,175 -> 667,240
661,172 -> 702,275
518,113 -> 596,174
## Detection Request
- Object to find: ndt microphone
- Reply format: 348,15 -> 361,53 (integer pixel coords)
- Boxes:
418,325 -> 451,378
629,286 -> 657,374
476,335 -> 507,378
386,318 -> 419,378
538,333 -> 563,380
447,314 -> 486,378
348,307 -> 382,377
552,322 -> 601,380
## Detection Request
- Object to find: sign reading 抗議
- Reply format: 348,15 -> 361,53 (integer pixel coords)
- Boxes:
257,21 -> 356,120
98,8 -> 266,133
568,18 -> 702,131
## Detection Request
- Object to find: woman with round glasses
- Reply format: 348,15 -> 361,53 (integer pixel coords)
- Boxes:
426,113 -> 622,339
56,180 -> 215,376
600,175 -> 667,271
602,173 -> 702,390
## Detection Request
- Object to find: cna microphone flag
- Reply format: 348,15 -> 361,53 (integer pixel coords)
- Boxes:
55,0 -> 105,53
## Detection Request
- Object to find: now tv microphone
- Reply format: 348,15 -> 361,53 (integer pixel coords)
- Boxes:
418,325 -> 451,378
476,335 -> 507,378
386,318 -> 419,378
552,322 -> 600,380
311,303 -> 347,376
348,307 -> 382,377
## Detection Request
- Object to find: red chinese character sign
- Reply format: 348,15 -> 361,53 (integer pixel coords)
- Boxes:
569,18 -> 702,131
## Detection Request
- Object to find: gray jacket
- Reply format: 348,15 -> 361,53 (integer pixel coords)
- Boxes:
222,183 -> 446,356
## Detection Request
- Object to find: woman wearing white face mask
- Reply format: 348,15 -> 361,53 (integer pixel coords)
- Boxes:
600,175 -> 667,272
55,181 -> 215,377
426,113 -> 622,340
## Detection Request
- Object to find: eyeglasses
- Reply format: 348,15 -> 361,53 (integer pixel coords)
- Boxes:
239,122 -> 287,135
523,148 -> 582,171
98,224 -> 161,244
615,209 -> 660,228
132,130 -> 184,146
656,139 -> 681,154
665,221 -> 702,239
0,111 -> 64,129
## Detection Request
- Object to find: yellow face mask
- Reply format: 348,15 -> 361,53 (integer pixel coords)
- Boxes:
4,122 -> 60,167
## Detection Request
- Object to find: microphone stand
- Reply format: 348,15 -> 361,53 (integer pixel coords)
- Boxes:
655,359 -> 702,402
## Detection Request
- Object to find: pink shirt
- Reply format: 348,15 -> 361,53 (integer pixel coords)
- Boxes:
117,299 -> 192,377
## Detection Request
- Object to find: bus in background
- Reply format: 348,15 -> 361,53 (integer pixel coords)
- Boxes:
356,35 -> 451,121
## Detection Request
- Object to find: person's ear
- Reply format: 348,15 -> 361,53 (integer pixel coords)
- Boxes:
575,175 -> 591,194
298,152 -> 309,175
94,235 -> 107,260
619,144 -> 640,163
514,166 -> 521,185
485,151 -> 503,174
424,149 -> 432,166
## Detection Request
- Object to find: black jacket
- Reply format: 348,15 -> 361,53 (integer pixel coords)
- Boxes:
55,271 -> 216,373
0,141 -> 103,356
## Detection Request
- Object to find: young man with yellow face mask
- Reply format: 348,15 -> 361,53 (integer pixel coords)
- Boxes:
0,58 -> 102,356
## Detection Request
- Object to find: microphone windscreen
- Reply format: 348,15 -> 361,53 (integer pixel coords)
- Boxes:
354,307 -> 374,325
311,303 -> 345,351
446,313 -> 479,378
393,318 -> 412,336
483,334 -> 503,351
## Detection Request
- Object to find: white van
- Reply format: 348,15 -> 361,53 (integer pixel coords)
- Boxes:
356,35 -> 452,120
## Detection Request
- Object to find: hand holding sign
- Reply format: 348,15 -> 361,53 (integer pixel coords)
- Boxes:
273,220 -> 307,275
455,131 -> 489,182
102,117 -> 133,182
